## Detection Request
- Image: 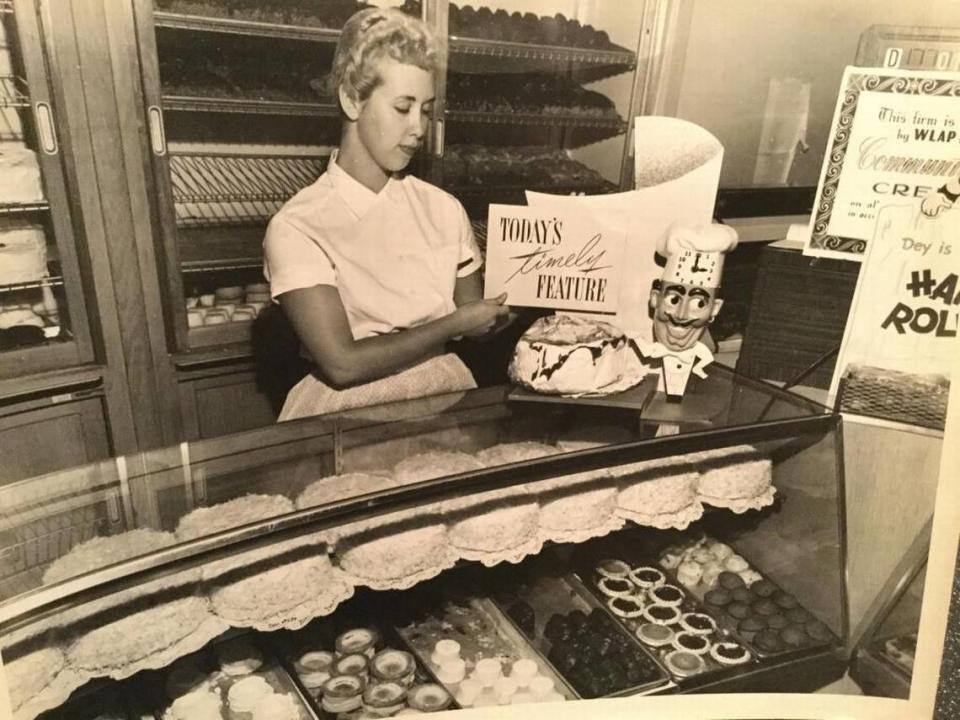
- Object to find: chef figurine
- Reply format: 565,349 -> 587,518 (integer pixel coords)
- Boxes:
639,222 -> 738,402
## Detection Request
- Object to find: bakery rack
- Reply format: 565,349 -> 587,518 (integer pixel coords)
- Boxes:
153,11 -> 342,43
169,153 -> 324,227
0,200 -> 49,216
445,108 -> 626,132
448,35 -> 635,79
162,95 -> 337,117
0,75 -> 29,108
0,274 -> 63,293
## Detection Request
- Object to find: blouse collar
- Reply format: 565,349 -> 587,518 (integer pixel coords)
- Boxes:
326,149 -> 401,218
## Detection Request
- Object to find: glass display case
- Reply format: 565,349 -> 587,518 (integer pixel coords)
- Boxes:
0,366 -> 848,718
130,0 -> 646,353
849,518 -> 931,699
0,0 -> 94,378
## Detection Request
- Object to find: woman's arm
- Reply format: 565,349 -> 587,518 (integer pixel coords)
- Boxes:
279,284 -> 509,387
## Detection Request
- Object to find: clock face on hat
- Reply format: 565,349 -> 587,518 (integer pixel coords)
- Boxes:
675,250 -> 716,286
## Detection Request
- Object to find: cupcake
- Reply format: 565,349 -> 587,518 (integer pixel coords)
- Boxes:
227,676 -> 272,713
753,630 -> 786,653
649,584 -> 684,607
710,642 -> 751,666
717,572 -> 745,590
607,595 -> 645,619
679,613 -> 716,636
629,566 -> 665,590
672,632 -> 711,655
780,624 -> 810,648
321,675 -> 365,714
704,589 -> 732,608
738,617 -> 766,634
597,576 -> 634,598
726,602 -> 751,620
676,561 -> 703,588
643,604 -> 681,626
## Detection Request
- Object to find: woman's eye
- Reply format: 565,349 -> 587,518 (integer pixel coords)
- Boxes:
395,105 -> 411,114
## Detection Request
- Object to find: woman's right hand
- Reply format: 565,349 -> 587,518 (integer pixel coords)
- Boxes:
454,293 -> 511,337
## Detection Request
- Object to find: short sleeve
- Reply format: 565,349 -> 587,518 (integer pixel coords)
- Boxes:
454,201 -> 483,278
263,216 -> 336,299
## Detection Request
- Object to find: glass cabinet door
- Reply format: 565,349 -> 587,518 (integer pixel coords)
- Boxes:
434,0 -> 644,239
135,0 -> 425,352
0,0 -> 94,379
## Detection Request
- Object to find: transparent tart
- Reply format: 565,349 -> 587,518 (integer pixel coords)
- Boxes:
663,650 -> 706,678
407,684 -> 452,712
596,558 -> 631,580
636,622 -> 675,647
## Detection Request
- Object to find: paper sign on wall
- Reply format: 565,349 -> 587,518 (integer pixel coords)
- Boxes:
483,204 -> 627,314
829,202 -> 958,415
806,66 -> 960,259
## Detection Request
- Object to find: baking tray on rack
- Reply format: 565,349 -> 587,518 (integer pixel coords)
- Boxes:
395,595 -> 578,707
652,536 -> 841,659
492,571 -> 673,698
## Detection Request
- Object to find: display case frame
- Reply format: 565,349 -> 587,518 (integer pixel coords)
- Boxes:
0,0 -> 96,380
0,367 -> 848,699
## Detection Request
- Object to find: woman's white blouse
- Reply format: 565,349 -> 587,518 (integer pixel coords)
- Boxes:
264,152 -> 482,340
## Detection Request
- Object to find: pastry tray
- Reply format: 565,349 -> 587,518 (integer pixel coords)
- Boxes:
571,568 -> 752,682
269,619 -> 449,718
142,633 -> 317,720
395,595 -> 578,707
866,634 -> 916,678
653,536 -> 840,659
493,571 -> 673,697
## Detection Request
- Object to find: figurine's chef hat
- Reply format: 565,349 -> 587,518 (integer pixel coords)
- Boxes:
657,222 -> 739,288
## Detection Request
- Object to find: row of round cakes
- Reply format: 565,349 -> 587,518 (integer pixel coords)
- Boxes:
8,441 -> 773,719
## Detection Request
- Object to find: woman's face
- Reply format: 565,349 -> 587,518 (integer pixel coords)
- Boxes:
355,59 -> 434,174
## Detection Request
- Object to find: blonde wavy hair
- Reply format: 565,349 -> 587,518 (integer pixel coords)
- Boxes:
329,8 -> 440,104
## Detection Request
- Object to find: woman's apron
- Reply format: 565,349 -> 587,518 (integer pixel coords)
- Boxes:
277,352 -> 476,422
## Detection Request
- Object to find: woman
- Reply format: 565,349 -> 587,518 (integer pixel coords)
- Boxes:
264,8 -> 509,421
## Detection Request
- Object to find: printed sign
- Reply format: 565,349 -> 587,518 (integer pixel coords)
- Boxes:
483,204 -> 627,313
527,117 -> 723,339
829,202 -> 959,408
805,66 -> 960,259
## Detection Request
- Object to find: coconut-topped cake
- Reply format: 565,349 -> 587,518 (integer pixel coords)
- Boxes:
508,314 -> 640,396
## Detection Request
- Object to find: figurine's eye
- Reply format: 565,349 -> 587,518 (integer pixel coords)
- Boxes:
668,295 -> 681,306
693,298 -> 707,310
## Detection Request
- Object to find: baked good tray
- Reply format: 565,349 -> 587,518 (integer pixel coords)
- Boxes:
395,595 -> 578,707
492,570 -> 673,697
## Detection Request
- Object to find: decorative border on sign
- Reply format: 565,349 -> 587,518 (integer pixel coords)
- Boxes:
810,74 -> 960,256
